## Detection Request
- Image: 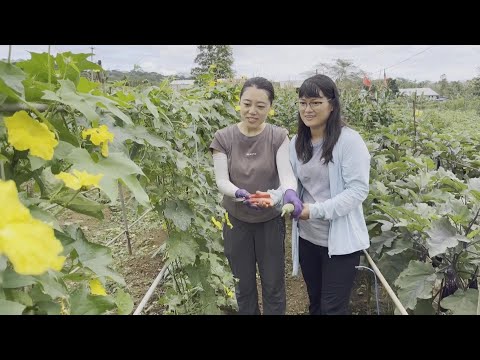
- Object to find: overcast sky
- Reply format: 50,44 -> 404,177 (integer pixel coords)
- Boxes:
2,45 -> 479,82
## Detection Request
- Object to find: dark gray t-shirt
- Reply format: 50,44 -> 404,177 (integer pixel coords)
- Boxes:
210,123 -> 288,223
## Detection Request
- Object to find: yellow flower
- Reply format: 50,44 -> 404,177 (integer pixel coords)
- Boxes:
223,285 -> 234,298
235,105 -> 241,112
4,111 -> 58,160
0,180 -> 31,228
0,180 -> 66,275
55,170 -> 103,190
415,110 -> 423,117
82,125 -> 114,157
208,80 -> 216,87
89,278 -> 107,296
268,109 -> 275,116
211,216 -> 223,231
224,212 -> 233,229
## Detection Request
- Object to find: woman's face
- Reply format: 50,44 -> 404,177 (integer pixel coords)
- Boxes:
298,89 -> 333,130
239,86 -> 271,131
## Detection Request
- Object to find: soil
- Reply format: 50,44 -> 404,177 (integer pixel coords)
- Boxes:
58,205 -> 394,315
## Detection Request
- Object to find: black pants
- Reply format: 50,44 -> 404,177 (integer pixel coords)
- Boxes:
223,214 -> 286,315
299,237 -> 360,315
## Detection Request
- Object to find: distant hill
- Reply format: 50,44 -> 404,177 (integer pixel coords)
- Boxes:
104,69 -> 192,86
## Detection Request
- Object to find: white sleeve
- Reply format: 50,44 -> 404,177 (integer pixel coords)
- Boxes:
276,136 -> 297,193
212,152 -> 238,198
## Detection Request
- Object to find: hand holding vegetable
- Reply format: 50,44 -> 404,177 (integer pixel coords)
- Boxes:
283,189 -> 303,220
247,191 -> 274,208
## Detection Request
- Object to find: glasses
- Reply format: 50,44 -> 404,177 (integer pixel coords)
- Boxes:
297,100 -> 328,110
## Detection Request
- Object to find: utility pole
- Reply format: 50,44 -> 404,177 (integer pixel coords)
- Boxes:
90,46 -> 95,81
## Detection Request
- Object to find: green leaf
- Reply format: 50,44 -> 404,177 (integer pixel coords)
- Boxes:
54,190 -> 104,220
167,231 -> 199,265
29,205 -> 62,232
115,288 -> 134,315
2,268 -> 36,288
70,285 -> 116,315
425,218 -> 460,257
53,141 -> 77,159
42,80 -> 99,123
28,155 -> 47,171
77,77 -> 100,93
67,225 -> 125,285
34,272 -> 67,299
16,52 -> 56,84
5,289 -> 33,307
370,231 -> 397,254
413,298 -> 435,315
36,301 -> 61,315
394,260 -> 436,310
121,175 -> 149,207
441,289 -> 478,315
164,200 -> 194,231
0,299 -> 26,315
0,61 -> 26,98
65,148 -> 146,205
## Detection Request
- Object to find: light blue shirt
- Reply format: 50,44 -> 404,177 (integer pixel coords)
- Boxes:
289,127 -> 371,276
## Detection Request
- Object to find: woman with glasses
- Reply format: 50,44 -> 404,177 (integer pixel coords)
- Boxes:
289,74 -> 371,315
209,77 -> 302,315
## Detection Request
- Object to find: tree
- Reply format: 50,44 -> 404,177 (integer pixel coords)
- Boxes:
304,58 -> 364,91
191,45 -> 234,80
439,74 -> 448,96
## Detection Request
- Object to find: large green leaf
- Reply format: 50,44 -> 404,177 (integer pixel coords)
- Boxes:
34,272 -> 67,299
65,148 -> 148,206
167,231 -> 198,265
121,175 -> 149,208
70,285 -> 116,315
5,289 -> 33,307
115,288 -> 134,315
163,200 -> 194,231
66,225 -> 125,285
29,205 -> 62,231
54,189 -> 104,220
394,260 -> 436,310
413,298 -> 436,315
0,299 -> 26,315
2,268 -> 36,288
42,80 -> 99,122
441,289 -> 478,315
370,231 -> 397,254
16,52 -> 56,84
425,218 -> 460,257
77,77 -> 100,93
0,61 -> 26,98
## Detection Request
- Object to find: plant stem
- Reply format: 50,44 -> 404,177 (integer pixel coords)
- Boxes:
0,161 -> 5,181
118,182 -> 132,255
7,45 -> 12,64
47,45 -> 52,87
55,189 -> 81,216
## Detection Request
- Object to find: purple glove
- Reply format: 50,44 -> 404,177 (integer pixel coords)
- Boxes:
235,189 -> 260,210
235,189 -> 251,200
283,189 -> 303,220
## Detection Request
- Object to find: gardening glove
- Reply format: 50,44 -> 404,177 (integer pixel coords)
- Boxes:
283,189 -> 303,220
235,188 -> 259,210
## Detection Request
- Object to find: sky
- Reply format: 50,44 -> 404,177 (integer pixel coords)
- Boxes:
1,45 -> 479,82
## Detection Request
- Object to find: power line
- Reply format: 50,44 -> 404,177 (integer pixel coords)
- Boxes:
367,45 -> 436,79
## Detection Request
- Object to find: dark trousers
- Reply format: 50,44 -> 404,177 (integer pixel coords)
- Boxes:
299,237 -> 360,315
223,214 -> 286,315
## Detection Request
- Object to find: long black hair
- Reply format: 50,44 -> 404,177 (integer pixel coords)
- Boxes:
295,74 -> 346,164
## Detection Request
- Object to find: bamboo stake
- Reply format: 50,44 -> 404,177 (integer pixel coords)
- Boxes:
362,250 -> 408,315
118,182 -> 132,255
133,263 -> 169,315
